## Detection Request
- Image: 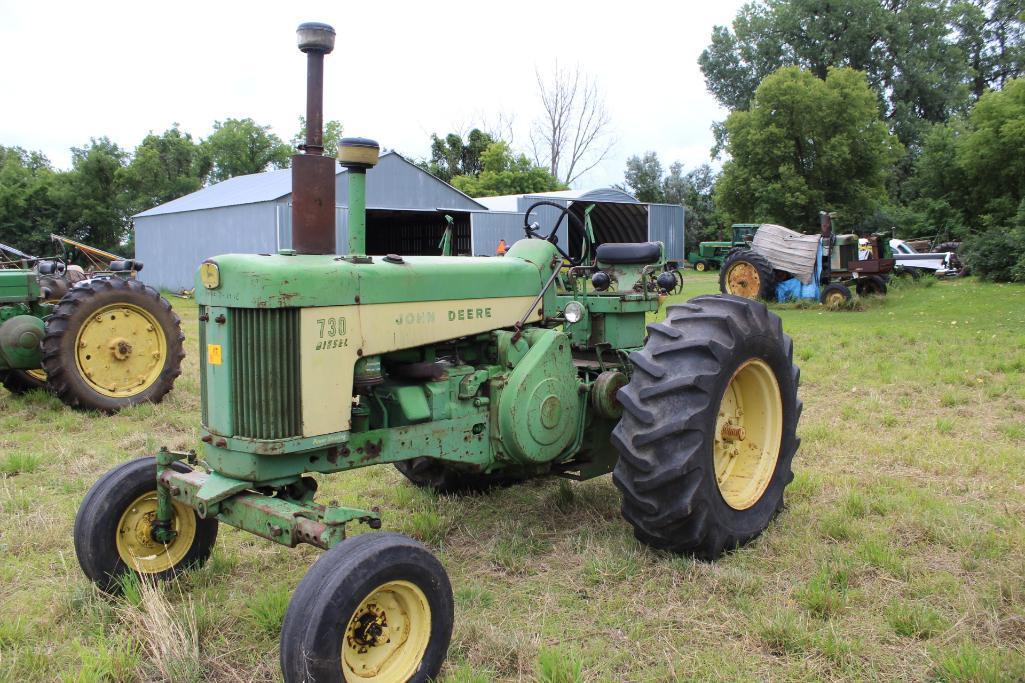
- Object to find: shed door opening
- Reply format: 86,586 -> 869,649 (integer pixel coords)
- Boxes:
365,210 -> 471,256
566,202 -> 649,261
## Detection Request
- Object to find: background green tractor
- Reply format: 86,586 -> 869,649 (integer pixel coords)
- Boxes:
74,23 -> 802,682
0,244 -> 184,410
686,223 -> 759,271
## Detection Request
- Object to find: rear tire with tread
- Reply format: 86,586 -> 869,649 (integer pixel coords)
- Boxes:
612,295 -> 801,560
41,277 -> 184,411
719,250 -> 777,301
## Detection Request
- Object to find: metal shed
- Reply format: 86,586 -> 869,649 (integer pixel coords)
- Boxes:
133,153 -> 486,290
474,189 -> 685,264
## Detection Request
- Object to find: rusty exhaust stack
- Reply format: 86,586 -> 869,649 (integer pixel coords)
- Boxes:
291,22 -> 336,255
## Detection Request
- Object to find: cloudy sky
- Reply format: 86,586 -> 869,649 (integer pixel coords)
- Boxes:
0,0 -> 745,189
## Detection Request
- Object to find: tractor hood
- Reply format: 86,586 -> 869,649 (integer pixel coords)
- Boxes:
195,238 -> 558,309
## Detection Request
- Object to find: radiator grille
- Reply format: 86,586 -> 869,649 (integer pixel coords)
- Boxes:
231,308 -> 302,439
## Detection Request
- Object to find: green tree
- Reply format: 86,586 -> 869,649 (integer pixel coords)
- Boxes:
699,0 -> 1024,146
121,126 -> 208,215
0,146 -> 60,256
419,129 -> 496,182
291,117 -> 344,157
450,142 -> 564,197
664,163 -> 723,249
956,76 -> 1025,227
203,118 -> 291,182
50,138 -> 133,253
715,67 -> 902,230
623,152 -> 666,202
622,154 -> 723,248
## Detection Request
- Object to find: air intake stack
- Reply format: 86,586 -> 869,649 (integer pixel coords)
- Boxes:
291,22 -> 337,255
338,137 -> 380,257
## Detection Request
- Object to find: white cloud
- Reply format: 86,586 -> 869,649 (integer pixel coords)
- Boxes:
0,0 -> 744,187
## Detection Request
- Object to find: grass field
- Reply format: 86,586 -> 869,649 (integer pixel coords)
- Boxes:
2,271 -> 1024,682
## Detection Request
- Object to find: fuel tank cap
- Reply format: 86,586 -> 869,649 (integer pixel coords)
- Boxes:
383,254 -> 404,264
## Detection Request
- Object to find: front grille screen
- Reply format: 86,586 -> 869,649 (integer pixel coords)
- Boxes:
231,308 -> 302,439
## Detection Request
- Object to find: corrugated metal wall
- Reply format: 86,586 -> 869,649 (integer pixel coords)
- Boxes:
648,204 -> 685,263
275,202 -> 347,251
337,154 -> 484,212
135,203 -> 277,291
470,212 -> 528,256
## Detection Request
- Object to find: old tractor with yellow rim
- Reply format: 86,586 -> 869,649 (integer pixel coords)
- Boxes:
0,248 -> 184,410
719,213 -> 895,307
73,22 -> 801,683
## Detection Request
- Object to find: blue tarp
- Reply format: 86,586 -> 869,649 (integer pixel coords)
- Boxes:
776,238 -> 824,302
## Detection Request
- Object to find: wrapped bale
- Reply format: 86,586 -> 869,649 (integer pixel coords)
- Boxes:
752,224 -> 821,284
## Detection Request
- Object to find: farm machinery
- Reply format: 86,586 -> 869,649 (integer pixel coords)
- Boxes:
0,240 -> 183,410
74,22 -> 801,683
686,223 -> 759,271
720,213 -> 896,307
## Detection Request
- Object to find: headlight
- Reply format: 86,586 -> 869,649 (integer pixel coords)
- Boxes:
564,301 -> 585,324
199,261 -> 220,289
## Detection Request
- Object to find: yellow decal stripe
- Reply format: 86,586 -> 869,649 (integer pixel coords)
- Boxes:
300,296 -> 541,437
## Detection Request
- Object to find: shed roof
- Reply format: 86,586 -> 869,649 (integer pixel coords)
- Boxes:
475,187 -> 641,211
134,152 -> 485,218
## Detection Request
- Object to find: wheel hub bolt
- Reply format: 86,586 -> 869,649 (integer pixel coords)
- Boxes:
721,424 -> 746,442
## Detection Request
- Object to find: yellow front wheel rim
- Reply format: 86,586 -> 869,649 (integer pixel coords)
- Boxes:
26,368 -> 47,382
115,492 -> 197,573
342,580 -> 431,681
725,262 -> 761,297
75,303 -> 166,398
825,291 -> 846,308
714,359 -> 783,510
696,262 -> 706,271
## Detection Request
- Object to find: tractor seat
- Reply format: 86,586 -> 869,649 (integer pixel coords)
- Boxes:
595,242 -> 661,265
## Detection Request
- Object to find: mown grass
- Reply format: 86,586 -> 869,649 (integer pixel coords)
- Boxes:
1,273 -> 1024,681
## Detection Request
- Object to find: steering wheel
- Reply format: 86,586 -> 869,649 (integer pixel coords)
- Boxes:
522,200 -> 587,266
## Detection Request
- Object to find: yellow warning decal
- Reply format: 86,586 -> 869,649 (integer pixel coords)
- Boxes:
207,344 -> 223,365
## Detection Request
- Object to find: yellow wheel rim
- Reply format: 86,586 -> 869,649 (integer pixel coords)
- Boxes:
725,262 -> 761,298
115,492 -> 197,574
26,368 -> 47,382
695,262 -> 706,272
75,303 -> 166,398
824,291 -> 846,308
714,359 -> 783,510
342,580 -> 431,682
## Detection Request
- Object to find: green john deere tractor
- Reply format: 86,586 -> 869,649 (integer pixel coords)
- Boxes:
0,246 -> 184,410
686,223 -> 759,271
74,23 -> 802,683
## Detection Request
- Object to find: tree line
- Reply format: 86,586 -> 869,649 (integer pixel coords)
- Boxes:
620,0 -> 1024,280
0,118 -> 325,257
1,61 -> 613,260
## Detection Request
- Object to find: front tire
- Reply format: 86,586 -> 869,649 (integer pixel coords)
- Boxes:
280,533 -> 453,683
74,456 -> 218,593
612,295 -> 801,560
41,277 -> 184,411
